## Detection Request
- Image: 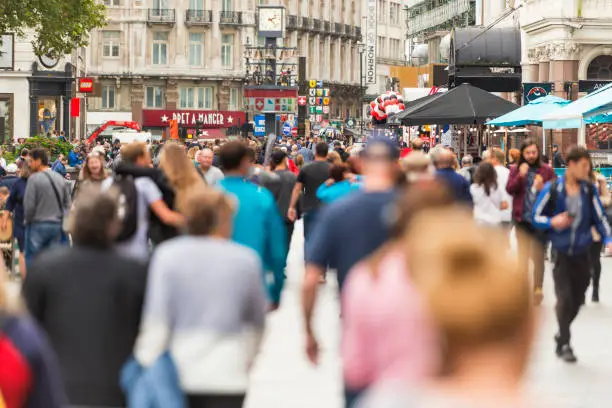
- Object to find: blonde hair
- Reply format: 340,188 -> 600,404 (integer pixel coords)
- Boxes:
121,142 -> 147,163
187,146 -> 199,161
80,153 -> 107,182
327,150 -> 342,165
159,143 -> 206,212
404,208 -> 531,350
182,187 -> 234,236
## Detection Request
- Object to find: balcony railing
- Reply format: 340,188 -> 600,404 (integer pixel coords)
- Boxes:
287,15 -> 298,30
301,17 -> 311,30
323,21 -> 331,32
354,26 -> 362,41
219,10 -> 242,25
407,0 -> 470,36
147,9 -> 175,24
312,18 -> 322,31
344,24 -> 351,37
185,9 -> 213,25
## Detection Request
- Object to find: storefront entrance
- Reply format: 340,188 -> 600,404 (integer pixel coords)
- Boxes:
28,63 -> 73,138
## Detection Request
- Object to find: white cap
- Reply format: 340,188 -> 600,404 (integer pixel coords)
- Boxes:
6,163 -> 18,174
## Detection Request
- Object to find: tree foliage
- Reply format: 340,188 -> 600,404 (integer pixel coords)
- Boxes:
0,0 -> 107,57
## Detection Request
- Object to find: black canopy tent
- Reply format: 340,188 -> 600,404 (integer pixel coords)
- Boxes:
395,84 -> 518,126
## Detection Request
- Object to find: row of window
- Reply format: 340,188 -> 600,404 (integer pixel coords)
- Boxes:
103,0 -> 234,10
376,36 -> 404,60
100,85 -> 241,110
103,31 -> 235,68
377,0 -> 402,26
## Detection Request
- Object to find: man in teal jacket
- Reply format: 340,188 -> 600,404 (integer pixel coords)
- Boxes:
218,142 -> 287,308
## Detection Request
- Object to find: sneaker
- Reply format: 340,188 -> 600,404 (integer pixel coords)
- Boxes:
534,289 -> 544,306
559,345 -> 577,363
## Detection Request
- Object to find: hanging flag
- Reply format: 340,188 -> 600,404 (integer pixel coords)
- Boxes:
70,98 -> 80,117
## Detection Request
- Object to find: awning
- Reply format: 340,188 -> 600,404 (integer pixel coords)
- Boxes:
486,95 -> 570,127
542,83 -> 612,129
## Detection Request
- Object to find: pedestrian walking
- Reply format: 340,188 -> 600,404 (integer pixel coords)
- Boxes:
134,188 -> 266,408
358,209 -> 536,408
316,164 -> 361,204
23,186 -> 148,407
103,142 -> 184,261
457,154 -> 475,183
552,144 -> 566,168
507,139 -> 555,304
342,182 -> 453,406
288,142 -> 331,251
218,142 -> 286,309
195,148 -> 225,186
2,162 -> 31,278
470,162 -> 508,226
260,149 -> 298,251
432,148 -> 472,205
488,147 -> 513,230
0,163 -> 19,190
533,147 -> 612,363
302,138 -> 399,380
589,167 -> 611,302
0,269 -> 66,408
23,148 -> 71,265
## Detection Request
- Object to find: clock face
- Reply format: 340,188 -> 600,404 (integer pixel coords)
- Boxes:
39,52 -> 60,69
258,7 -> 283,34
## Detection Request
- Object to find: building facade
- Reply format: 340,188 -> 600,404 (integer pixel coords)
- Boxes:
0,33 -> 80,141
85,0 -> 364,137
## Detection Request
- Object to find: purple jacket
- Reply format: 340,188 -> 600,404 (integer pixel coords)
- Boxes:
506,163 -> 555,223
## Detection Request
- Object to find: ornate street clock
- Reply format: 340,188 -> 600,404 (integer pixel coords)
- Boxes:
38,51 -> 60,69
258,6 -> 284,38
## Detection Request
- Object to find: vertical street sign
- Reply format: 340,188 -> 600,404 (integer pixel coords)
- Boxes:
366,0 -> 377,85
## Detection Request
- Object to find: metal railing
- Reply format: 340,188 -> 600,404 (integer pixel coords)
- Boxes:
186,9 -> 213,25
147,8 -> 175,23
334,22 -> 343,35
344,24 -> 352,37
312,18 -> 322,31
287,14 -> 298,30
407,0 -> 470,36
354,26 -> 362,40
323,21 -> 331,32
219,10 -> 242,25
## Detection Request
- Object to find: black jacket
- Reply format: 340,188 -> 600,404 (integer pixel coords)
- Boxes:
23,246 -> 147,407
553,151 -> 566,168
114,163 -> 178,244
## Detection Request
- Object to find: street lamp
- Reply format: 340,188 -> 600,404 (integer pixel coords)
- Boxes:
357,41 -> 366,140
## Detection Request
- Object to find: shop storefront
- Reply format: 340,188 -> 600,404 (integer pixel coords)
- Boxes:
28,63 -> 74,138
141,109 -> 246,139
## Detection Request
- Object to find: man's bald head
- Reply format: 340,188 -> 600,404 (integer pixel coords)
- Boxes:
433,148 -> 455,169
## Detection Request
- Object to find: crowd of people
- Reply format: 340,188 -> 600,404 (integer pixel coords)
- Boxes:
0,132 -> 609,408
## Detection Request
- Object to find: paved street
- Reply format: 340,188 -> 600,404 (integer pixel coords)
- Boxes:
7,223 -> 612,407
246,222 -> 612,408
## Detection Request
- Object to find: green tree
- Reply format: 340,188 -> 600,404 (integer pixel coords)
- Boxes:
0,0 -> 106,57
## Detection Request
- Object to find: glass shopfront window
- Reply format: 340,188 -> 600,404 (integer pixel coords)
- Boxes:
0,95 -> 13,143
38,98 -> 58,136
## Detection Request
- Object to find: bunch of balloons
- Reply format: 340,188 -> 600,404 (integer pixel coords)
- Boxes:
369,91 -> 406,125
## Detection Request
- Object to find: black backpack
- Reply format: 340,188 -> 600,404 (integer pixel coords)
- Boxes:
113,174 -> 139,242
544,179 -> 595,217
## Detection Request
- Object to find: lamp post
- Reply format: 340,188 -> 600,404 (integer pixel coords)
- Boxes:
357,41 -> 366,140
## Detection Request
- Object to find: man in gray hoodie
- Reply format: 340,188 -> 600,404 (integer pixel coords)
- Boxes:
24,148 -> 71,265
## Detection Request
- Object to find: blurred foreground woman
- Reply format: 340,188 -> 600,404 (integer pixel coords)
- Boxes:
359,209 -> 542,408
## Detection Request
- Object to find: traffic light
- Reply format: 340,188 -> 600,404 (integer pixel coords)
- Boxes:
169,119 -> 178,139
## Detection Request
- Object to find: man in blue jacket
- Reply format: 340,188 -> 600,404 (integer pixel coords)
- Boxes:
218,141 -> 287,309
433,148 -> 472,206
533,146 -> 612,364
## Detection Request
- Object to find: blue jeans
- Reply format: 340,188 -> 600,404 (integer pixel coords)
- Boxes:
25,222 -> 65,266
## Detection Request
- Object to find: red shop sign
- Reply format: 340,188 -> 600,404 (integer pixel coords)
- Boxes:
142,110 -> 246,128
78,78 -> 94,93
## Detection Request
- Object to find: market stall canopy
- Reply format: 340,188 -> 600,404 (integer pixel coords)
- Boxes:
486,95 -> 570,127
395,83 -> 518,126
493,128 -> 532,133
542,83 -> 612,129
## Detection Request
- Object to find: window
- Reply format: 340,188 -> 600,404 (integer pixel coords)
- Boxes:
189,33 -> 203,66
152,32 -> 168,65
102,31 -> 120,58
101,85 -> 115,109
145,86 -> 164,108
0,94 -> 13,143
189,0 -> 203,9
377,0 -> 386,23
229,88 -> 241,110
153,0 -> 168,9
390,2 -> 400,25
103,0 -> 120,6
222,0 -> 232,11
179,87 -> 213,109
221,34 -> 234,68
389,39 -> 401,60
377,36 -> 386,58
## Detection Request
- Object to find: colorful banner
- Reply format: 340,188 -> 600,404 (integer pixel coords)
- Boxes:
142,110 -> 246,128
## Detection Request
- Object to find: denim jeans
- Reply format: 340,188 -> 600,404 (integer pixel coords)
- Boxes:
25,222 -> 65,265
303,210 -> 319,257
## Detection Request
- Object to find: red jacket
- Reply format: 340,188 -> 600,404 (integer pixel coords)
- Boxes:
506,163 -> 555,223
287,158 -> 299,175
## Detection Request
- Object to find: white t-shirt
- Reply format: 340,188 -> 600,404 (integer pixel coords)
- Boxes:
103,176 -> 162,261
495,165 -> 512,222
470,183 -> 504,226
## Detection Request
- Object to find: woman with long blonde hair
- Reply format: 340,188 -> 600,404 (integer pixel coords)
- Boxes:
159,143 -> 206,212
